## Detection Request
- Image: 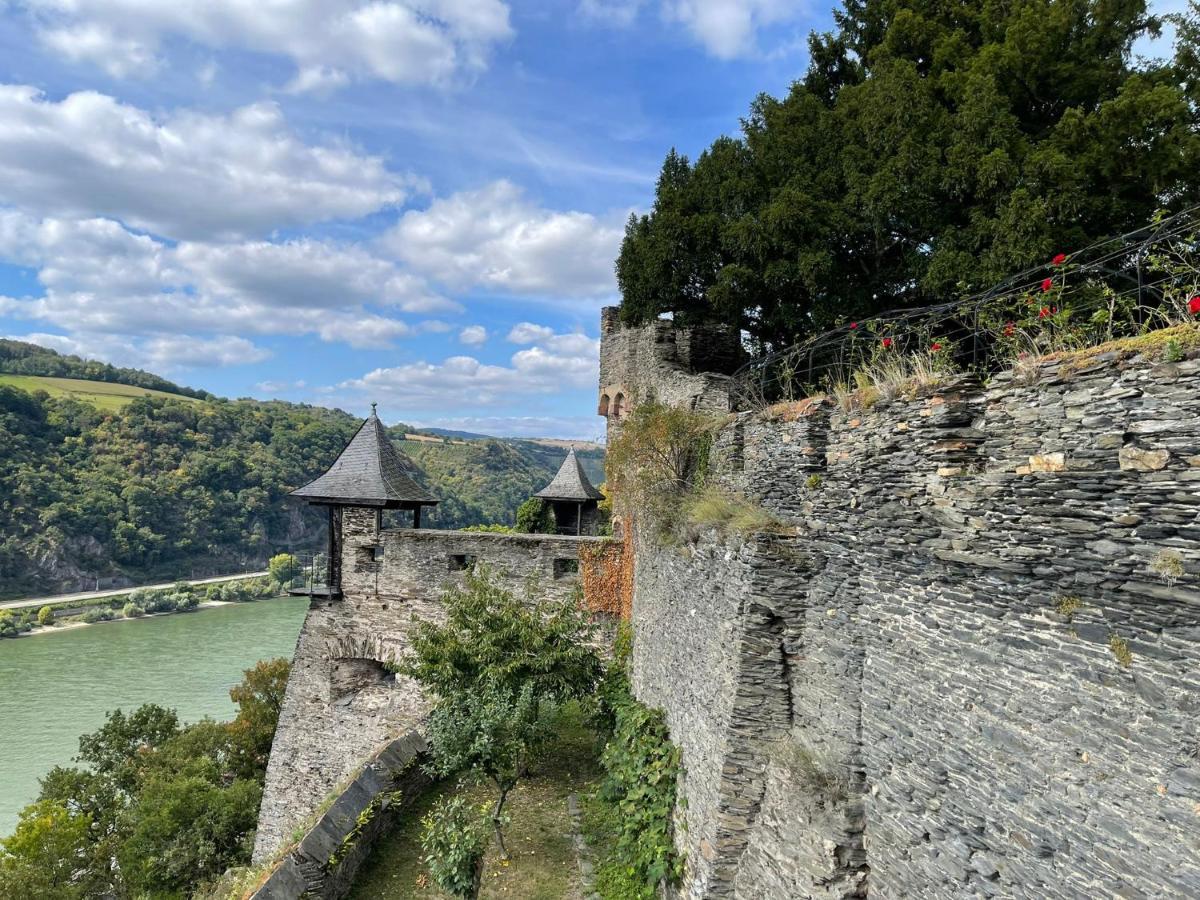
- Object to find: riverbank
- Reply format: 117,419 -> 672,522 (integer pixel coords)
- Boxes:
0,570 -> 268,612
0,574 -> 282,639
11,596 -> 279,638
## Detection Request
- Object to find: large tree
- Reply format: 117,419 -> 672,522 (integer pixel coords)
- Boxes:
617,0 -> 1200,351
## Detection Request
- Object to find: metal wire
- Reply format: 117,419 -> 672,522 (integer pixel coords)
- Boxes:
731,206 -> 1200,410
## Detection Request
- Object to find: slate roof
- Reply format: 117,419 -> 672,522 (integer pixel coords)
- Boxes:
291,407 -> 438,507
534,448 -> 604,502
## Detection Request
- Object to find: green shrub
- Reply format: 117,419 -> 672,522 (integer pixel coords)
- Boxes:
268,552 -> 300,584
80,608 -> 114,624
0,610 -> 18,638
123,602 -> 145,618
596,679 -> 683,893
460,523 -> 517,533
175,594 -> 199,612
37,605 -> 55,626
515,498 -> 555,534
420,794 -> 490,899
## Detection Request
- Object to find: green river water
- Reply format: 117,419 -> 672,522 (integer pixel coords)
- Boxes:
0,597 -> 309,836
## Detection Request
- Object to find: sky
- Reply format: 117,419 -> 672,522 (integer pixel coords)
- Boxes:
0,1 -> 1186,439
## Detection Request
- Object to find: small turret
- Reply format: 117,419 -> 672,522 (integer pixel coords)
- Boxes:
290,404 -> 438,597
533,448 -> 603,535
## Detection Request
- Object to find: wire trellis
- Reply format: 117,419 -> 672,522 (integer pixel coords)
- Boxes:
731,205 -> 1200,411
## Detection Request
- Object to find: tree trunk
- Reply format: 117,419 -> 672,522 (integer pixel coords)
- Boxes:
492,785 -> 512,860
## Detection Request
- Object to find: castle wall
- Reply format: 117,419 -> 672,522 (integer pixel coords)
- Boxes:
598,307 -> 740,430
253,523 -> 601,863
631,352 -> 1200,898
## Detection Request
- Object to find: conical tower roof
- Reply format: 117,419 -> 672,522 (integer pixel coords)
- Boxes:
534,448 -> 603,502
291,405 -> 438,507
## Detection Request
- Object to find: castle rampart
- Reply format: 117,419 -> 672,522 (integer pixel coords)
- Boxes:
629,347 -> 1200,898
253,521 -> 601,862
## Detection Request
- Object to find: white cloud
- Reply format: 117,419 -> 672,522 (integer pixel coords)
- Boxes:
333,329 -> 600,409
256,378 -> 307,395
506,321 -> 556,344
581,0 -> 803,59
0,211 -> 438,351
459,324 -> 488,346
22,0 -> 513,89
0,86 -> 415,240
175,239 -> 455,314
12,330 -> 270,371
383,180 -> 623,299
578,0 -> 643,27
411,415 -> 604,440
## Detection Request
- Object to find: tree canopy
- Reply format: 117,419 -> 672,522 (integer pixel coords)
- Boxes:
617,0 -> 1200,352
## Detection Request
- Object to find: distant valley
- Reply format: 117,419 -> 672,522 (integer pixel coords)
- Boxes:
0,339 -> 603,599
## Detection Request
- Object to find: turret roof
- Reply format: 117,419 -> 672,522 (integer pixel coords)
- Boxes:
291,406 -> 438,507
534,448 -> 604,502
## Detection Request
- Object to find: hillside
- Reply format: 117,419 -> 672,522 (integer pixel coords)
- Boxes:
0,347 -> 604,599
0,339 -> 211,399
0,374 -> 204,412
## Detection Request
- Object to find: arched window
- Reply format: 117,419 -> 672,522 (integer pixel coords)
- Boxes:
598,393 -> 611,416
612,393 -> 626,418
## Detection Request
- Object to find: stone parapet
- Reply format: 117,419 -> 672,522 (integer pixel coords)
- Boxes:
633,352 -> 1200,898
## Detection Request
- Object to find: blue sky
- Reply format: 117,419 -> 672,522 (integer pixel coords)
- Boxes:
0,1 -> 1184,438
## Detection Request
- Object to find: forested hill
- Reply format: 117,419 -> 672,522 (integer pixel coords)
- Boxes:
0,359 -> 603,599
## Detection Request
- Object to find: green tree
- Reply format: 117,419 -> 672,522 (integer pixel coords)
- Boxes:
617,0 -> 1200,351
36,605 -> 54,626
227,657 -> 291,780
267,552 -> 300,584
425,682 -> 543,858
403,571 -> 600,856
514,497 -> 555,534
403,569 -> 601,705
116,774 -> 261,897
0,801 -> 101,899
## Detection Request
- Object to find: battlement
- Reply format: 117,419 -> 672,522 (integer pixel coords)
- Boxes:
597,306 -> 742,432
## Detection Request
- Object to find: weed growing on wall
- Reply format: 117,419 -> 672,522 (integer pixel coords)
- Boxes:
1150,550 -> 1185,587
583,624 -> 683,899
607,402 -> 784,546
1109,634 -> 1134,668
606,402 -> 720,522
1054,595 -> 1083,622
682,486 -> 785,541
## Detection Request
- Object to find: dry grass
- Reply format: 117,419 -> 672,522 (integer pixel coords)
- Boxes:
1050,323 -> 1200,374
683,487 -> 786,540
764,395 -> 827,422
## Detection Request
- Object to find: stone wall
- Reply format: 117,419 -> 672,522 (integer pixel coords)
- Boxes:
598,307 -> 740,437
251,732 -> 432,900
254,522 -> 602,863
630,351 -> 1200,898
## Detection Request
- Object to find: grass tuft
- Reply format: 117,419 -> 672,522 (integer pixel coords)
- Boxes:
683,487 -> 786,540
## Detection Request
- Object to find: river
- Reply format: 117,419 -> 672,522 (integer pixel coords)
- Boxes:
0,597 -> 309,836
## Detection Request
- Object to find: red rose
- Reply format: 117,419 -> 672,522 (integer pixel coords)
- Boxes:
1189,296 -> 1200,315
930,342 -> 942,351
882,338 -> 893,349
1052,253 -> 1066,266
1041,278 -> 1053,293
849,321 -> 858,329
1038,307 -> 1050,319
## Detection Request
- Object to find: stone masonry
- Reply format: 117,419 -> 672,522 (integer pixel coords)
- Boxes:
253,517 -> 602,863
620,319 -> 1200,899
598,306 -> 741,436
